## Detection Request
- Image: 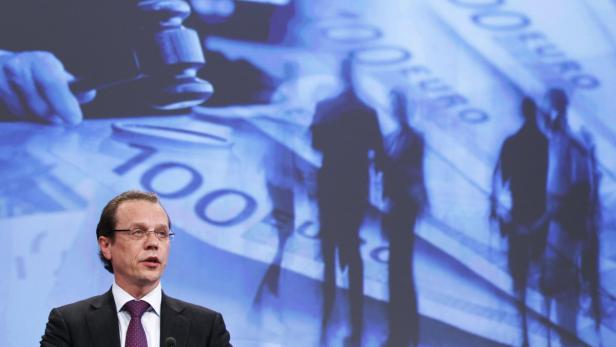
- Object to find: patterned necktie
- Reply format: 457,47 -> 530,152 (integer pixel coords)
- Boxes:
123,300 -> 150,347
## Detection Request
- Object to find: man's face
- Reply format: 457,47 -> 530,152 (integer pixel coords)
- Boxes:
99,200 -> 170,290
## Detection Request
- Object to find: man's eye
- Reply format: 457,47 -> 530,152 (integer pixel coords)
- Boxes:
132,229 -> 147,236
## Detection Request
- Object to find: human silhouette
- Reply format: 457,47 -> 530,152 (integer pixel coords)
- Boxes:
381,90 -> 428,347
311,56 -> 385,346
490,97 -> 549,347
253,139 -> 296,304
540,88 -> 601,346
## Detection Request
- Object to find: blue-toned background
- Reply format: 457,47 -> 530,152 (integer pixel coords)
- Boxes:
1,0 -> 615,346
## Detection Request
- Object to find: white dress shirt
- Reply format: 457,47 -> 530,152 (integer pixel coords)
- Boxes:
112,281 -> 162,347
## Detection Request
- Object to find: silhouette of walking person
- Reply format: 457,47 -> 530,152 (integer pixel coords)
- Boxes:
490,97 -> 549,347
253,139 -> 297,305
311,55 -> 385,346
540,88 -> 601,346
381,90 -> 428,347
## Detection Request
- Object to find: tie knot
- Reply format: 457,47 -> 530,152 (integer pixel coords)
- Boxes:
123,300 -> 150,318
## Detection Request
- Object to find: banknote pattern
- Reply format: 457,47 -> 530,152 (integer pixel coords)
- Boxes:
1,1 -> 615,346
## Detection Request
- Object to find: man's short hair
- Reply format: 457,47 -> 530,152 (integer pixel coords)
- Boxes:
96,190 -> 170,273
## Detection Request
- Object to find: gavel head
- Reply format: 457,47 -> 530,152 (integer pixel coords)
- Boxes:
133,0 -> 213,110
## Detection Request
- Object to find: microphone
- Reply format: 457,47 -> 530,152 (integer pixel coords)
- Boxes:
165,337 -> 177,347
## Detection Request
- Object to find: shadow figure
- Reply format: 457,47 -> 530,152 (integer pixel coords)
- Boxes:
540,88 -> 601,346
490,97 -> 549,347
311,56 -> 385,346
381,90 -> 428,347
253,139 -> 297,305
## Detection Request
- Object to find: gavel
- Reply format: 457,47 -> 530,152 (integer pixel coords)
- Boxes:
71,0 -> 213,111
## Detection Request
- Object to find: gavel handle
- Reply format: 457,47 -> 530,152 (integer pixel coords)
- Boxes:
69,76 -> 141,95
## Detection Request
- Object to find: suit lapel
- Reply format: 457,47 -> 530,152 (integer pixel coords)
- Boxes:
86,289 -> 121,347
160,292 -> 190,347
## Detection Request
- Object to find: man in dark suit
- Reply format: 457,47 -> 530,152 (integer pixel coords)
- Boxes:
490,97 -> 549,347
40,190 -> 232,347
311,56 -> 385,346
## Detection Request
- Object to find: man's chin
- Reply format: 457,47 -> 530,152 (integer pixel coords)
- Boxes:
135,275 -> 161,288
137,269 -> 163,282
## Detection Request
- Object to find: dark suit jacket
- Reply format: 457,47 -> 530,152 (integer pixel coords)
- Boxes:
40,290 -> 232,347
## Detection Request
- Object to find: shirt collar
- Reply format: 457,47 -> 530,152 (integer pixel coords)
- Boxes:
112,281 -> 162,316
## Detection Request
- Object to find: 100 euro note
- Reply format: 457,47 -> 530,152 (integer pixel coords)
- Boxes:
2,0 -> 615,345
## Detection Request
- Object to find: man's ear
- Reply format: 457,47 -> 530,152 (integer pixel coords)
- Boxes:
98,236 -> 112,260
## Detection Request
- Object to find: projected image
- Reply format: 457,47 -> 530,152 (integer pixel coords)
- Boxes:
1,0 -> 615,346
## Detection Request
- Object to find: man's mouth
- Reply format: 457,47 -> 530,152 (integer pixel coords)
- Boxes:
141,256 -> 160,266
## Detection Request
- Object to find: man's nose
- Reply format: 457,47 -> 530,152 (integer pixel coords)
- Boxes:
144,231 -> 160,249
